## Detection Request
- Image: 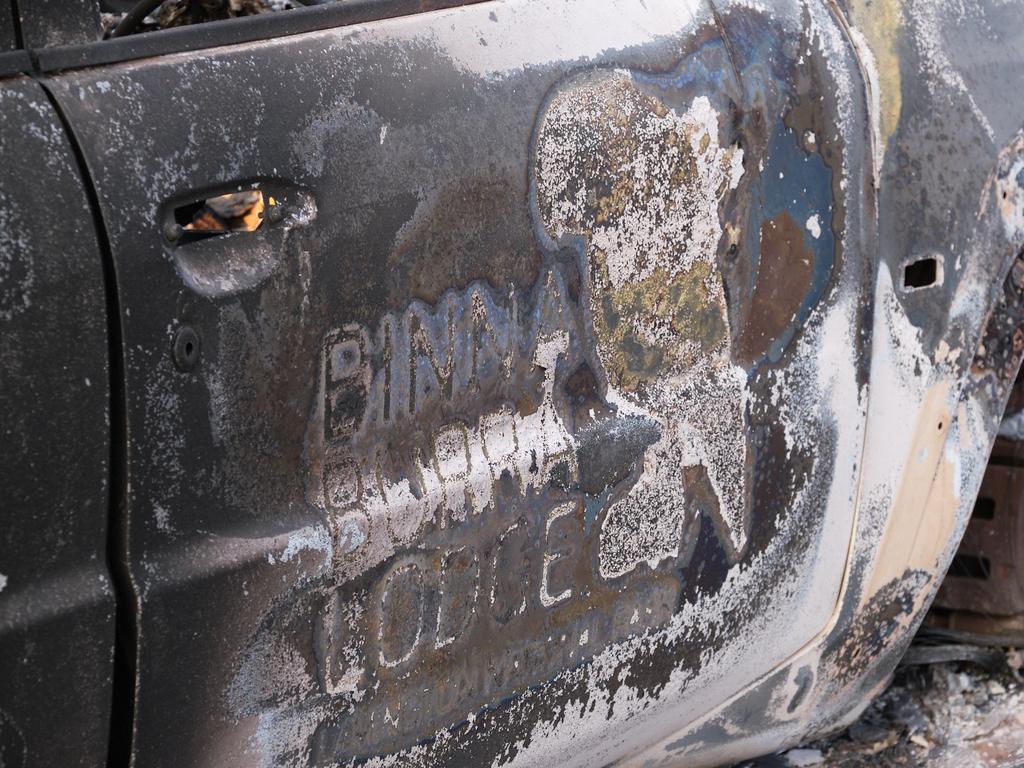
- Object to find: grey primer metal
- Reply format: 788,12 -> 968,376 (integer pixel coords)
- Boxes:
1,0 -> 1023,766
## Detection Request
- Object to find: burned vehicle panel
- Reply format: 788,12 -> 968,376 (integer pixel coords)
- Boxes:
0,2 -> 15,52
639,0 -> 1024,764
0,76 -> 114,767
25,0 -> 1024,766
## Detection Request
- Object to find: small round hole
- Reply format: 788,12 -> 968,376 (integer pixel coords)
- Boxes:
173,327 -> 201,372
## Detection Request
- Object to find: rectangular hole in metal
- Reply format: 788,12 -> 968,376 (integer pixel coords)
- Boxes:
949,554 -> 991,580
972,496 -> 996,520
173,190 -> 267,243
903,257 -> 938,288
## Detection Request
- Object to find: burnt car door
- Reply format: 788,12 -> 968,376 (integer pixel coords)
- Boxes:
39,0 -> 1024,765
0,75 -> 114,767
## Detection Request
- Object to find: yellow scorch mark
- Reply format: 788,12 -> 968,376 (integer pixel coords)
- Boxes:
848,0 -> 903,154
863,382 -> 962,602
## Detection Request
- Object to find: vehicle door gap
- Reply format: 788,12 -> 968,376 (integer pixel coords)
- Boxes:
34,77 -> 137,768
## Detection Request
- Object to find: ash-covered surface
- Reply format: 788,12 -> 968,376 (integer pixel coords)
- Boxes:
740,651 -> 1024,768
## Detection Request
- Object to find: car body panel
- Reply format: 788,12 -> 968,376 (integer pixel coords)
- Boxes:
13,0 -> 101,48
32,0 -> 1024,765
0,75 -> 114,768
0,1 -> 17,52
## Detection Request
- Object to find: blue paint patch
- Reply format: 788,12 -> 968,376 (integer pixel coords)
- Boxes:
744,120 -> 835,363
584,490 -> 609,535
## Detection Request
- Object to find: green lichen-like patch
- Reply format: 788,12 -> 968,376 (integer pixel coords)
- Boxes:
595,261 -> 727,390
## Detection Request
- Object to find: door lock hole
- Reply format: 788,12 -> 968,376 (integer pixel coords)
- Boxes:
170,189 -> 275,243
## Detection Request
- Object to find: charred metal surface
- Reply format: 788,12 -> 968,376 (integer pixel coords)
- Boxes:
640,3 -> 1024,762
0,77 -> 114,767
14,0 -> 102,47
968,247 -> 1024,399
0,1 -> 17,51
931,258 -> 1024,627
32,0 -> 1024,766
821,570 -> 932,691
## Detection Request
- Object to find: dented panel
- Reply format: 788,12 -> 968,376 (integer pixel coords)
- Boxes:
41,0 -> 1024,766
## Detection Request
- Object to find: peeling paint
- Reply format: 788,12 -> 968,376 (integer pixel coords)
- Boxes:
534,69 -> 750,569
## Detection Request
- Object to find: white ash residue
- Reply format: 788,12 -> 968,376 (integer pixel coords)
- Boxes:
738,653 -> 1024,768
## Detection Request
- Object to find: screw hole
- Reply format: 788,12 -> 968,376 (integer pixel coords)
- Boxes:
904,256 -> 939,289
173,327 -> 201,371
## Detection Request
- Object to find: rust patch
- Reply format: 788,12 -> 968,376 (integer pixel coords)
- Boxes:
737,211 -> 815,362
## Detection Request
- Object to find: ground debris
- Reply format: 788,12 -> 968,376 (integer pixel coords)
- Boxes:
785,748 -> 825,766
101,0 -> 294,37
739,651 -> 1024,767
157,0 -> 272,28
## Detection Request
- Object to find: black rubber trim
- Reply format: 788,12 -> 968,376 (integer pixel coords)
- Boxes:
36,0 -> 488,73
1,0 -> 26,73
9,0 -> 23,46
35,79 -> 138,768
0,48 -> 30,77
